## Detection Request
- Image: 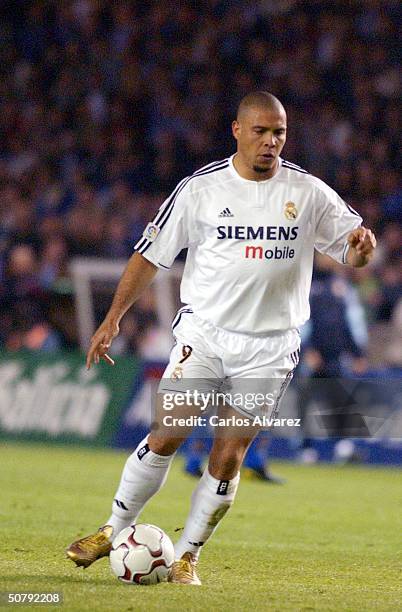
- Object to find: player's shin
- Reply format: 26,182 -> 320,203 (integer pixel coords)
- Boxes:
174,468 -> 240,560
106,435 -> 174,539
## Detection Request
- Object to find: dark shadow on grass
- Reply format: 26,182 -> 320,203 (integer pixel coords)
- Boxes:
1,574 -> 114,586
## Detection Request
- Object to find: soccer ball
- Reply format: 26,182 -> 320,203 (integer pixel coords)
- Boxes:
109,524 -> 175,585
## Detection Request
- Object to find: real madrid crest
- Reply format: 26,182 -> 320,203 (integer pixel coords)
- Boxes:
170,345 -> 193,382
284,202 -> 297,220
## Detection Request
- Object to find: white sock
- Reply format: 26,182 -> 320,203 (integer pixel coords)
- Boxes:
174,468 -> 240,560
105,436 -> 174,540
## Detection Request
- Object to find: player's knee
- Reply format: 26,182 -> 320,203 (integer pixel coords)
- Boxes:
148,433 -> 182,456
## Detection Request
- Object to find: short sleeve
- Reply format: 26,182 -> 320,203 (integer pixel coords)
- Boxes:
314,185 -> 362,264
134,178 -> 193,269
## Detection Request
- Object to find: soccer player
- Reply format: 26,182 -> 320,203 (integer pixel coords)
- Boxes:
66,92 -> 376,584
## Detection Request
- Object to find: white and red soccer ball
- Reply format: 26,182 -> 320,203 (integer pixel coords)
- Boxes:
109,524 -> 174,585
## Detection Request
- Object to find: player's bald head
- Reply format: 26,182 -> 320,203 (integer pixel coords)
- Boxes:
236,91 -> 286,121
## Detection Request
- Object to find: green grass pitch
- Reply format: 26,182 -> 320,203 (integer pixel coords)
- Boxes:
1,443 -> 401,612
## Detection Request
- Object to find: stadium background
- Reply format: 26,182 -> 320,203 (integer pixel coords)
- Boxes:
1,3 -> 401,611
0,0 -> 401,463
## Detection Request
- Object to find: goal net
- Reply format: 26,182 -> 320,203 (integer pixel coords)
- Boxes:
69,257 -> 184,355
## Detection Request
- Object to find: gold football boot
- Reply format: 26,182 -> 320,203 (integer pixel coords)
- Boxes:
66,525 -> 113,568
168,552 -> 201,585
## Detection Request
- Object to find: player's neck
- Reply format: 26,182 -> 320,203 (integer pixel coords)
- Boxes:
232,153 -> 280,181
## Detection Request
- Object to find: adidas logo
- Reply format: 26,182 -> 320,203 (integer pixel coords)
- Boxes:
218,207 -> 234,217
114,498 -> 129,510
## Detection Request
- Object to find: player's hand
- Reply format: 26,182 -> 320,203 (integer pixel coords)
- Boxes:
86,319 -> 119,369
351,356 -> 368,375
347,227 -> 376,263
304,348 -> 324,372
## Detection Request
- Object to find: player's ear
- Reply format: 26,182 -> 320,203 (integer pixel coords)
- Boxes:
232,120 -> 240,140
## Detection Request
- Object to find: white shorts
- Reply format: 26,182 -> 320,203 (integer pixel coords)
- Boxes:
159,308 -> 300,419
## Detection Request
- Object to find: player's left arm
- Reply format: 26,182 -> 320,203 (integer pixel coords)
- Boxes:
345,226 -> 376,268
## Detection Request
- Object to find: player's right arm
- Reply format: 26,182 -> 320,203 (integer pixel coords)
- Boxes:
86,252 -> 158,369
87,176 -> 193,368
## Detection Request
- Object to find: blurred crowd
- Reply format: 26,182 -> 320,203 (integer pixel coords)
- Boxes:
0,0 -> 400,366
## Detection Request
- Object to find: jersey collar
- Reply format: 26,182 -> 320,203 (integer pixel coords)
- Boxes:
228,154 -> 284,184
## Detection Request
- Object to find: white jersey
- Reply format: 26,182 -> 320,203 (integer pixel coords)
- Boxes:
134,155 -> 362,335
